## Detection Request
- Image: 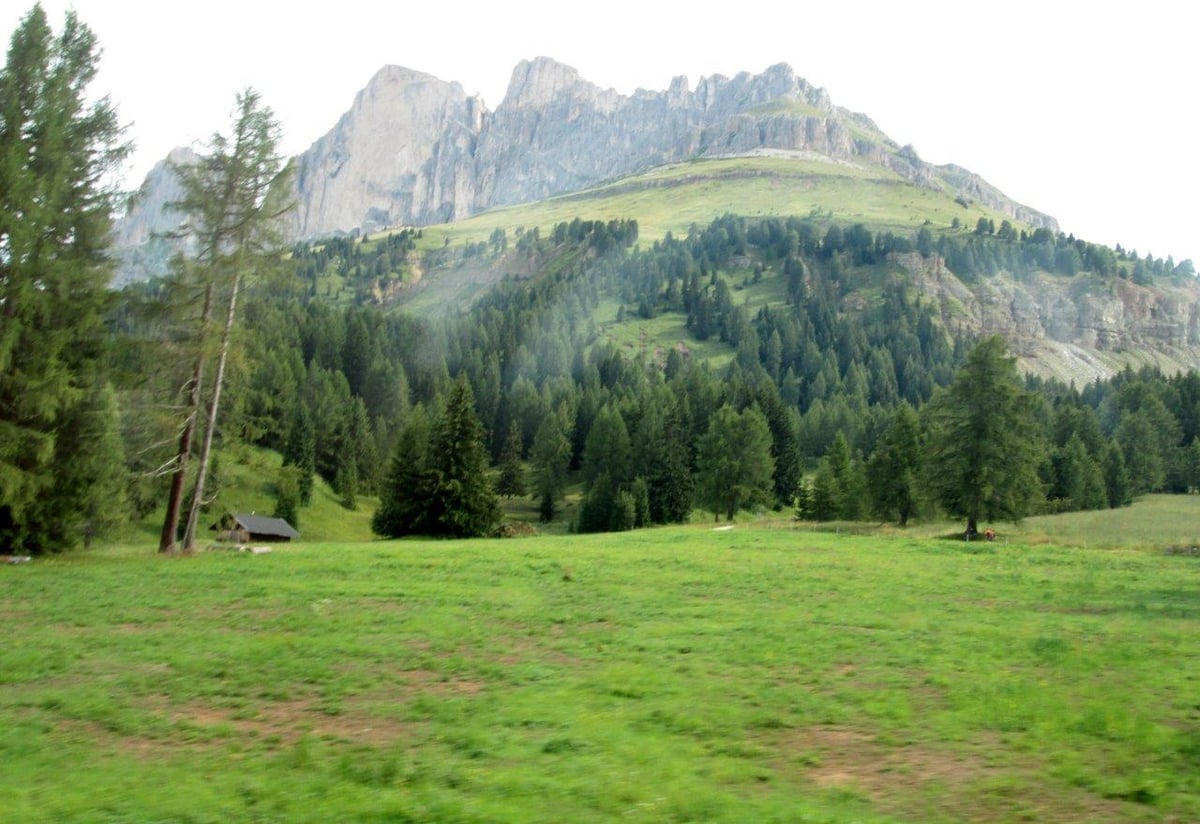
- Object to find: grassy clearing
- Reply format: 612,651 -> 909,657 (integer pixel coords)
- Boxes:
122,444 -> 377,548
3,509 -> 1199,822
1016,495 -> 1200,550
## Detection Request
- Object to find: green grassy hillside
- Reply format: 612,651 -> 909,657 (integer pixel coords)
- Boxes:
423,155 -> 1021,249
122,444 -> 378,548
4,507 -> 1199,822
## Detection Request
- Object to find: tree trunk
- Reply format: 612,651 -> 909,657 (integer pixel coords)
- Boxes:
159,281 -> 213,553
966,515 -> 978,539
182,272 -> 242,551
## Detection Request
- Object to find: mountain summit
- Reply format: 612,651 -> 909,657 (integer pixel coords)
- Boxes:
274,57 -> 1055,239
117,57 -> 1057,279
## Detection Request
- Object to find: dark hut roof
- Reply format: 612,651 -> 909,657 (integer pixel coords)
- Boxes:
232,514 -> 300,539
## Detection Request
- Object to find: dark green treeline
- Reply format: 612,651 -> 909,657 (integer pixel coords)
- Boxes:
111,214 -> 1200,538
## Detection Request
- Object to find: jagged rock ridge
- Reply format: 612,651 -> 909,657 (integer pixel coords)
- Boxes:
278,57 -> 1057,238
119,57 -> 1058,249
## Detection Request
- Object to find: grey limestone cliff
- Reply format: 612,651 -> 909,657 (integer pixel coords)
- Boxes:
111,146 -> 196,287
277,57 -> 1057,239
287,66 -> 485,238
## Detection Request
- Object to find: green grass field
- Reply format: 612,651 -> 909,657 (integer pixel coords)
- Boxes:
415,155 -> 1019,250
3,498 -> 1199,822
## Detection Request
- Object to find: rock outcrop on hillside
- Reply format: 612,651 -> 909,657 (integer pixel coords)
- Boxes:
896,253 -> 1200,381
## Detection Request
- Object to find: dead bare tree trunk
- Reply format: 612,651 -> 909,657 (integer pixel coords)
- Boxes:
182,271 -> 242,551
159,281 -> 213,553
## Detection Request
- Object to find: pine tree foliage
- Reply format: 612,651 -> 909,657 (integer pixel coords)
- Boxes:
0,5 -> 129,552
496,420 -> 527,498
372,379 -> 500,538
922,336 -> 1044,535
696,404 -> 775,521
529,411 -> 571,522
423,377 -> 501,537
867,404 -> 921,525
281,403 -> 315,505
371,405 -> 431,537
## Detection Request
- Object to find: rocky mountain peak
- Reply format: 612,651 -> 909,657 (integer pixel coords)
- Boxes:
501,56 -> 588,109
122,57 -> 1059,252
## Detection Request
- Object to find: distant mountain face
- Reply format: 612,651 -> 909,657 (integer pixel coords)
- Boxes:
284,58 -> 1058,239
118,57 -> 1057,250
108,52 -> 1200,381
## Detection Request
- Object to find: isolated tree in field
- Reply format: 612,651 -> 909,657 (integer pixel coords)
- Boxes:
0,6 -> 130,552
161,89 -> 292,552
696,404 -> 775,521
922,336 -> 1043,535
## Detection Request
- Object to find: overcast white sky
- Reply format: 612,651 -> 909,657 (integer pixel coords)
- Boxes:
5,0 -> 1197,264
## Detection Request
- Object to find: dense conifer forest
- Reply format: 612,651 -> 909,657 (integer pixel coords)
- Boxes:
3,5 -> 1198,552
97,213 -> 1200,546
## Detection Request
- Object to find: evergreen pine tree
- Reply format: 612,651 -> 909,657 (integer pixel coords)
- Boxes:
1056,433 -> 1106,511
645,401 -> 695,523
922,336 -> 1044,536
496,420 -> 527,498
867,404 -> 922,525
696,404 -> 775,521
34,381 -> 129,551
282,403 -> 316,505
530,412 -> 571,522
422,377 -> 500,537
1103,440 -> 1132,508
806,458 -> 840,521
372,406 -> 432,537
582,405 -> 632,488
0,7 -> 129,552
577,472 -> 617,533
273,465 -> 301,532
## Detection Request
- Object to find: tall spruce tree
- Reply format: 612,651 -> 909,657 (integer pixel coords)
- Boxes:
422,377 -> 500,537
282,403 -> 316,505
0,6 -> 129,552
372,406 -> 431,537
496,420 -> 527,498
867,403 -> 922,525
922,336 -> 1043,535
38,381 -> 128,550
374,380 -> 499,538
529,411 -> 571,522
696,404 -> 775,521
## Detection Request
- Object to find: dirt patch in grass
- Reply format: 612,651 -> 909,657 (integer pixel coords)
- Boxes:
166,695 -> 426,748
770,725 -> 1139,823
394,668 -> 485,696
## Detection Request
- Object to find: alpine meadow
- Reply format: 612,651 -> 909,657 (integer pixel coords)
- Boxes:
3,5 -> 1200,822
